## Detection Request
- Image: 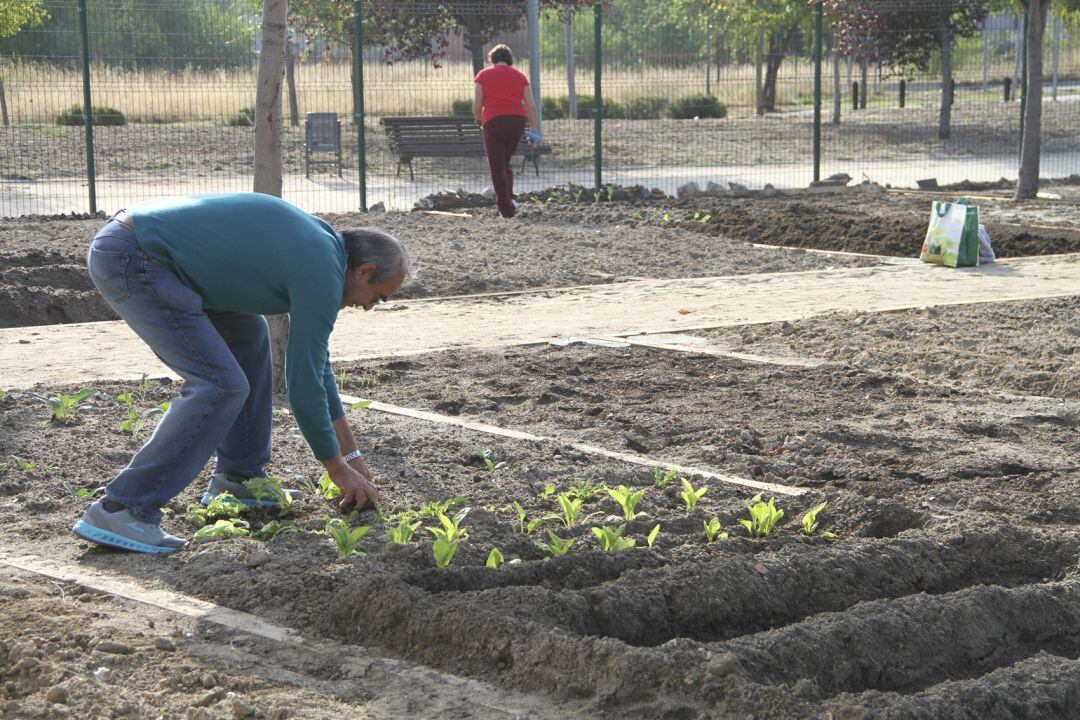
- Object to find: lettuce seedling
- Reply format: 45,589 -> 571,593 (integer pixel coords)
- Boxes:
194,518 -> 250,541
653,468 -> 681,488
592,524 -> 636,552
646,524 -> 661,548
486,548 -> 505,568
801,501 -> 837,538
567,478 -> 608,503
739,494 -> 784,538
243,476 -> 293,513
387,517 -> 422,548
416,497 -> 466,519
29,388 -> 98,424
12,456 -> 52,472
325,518 -> 371,558
433,537 -> 458,568
537,482 -> 558,500
703,517 -> 728,543
554,492 -> 600,529
253,520 -> 298,541
205,492 -> 246,519
474,447 -> 505,471
316,472 -> 342,500
427,509 -> 470,544
607,485 -> 645,521
679,478 -> 708,513
61,482 -> 95,501
185,504 -> 209,528
535,531 -> 574,557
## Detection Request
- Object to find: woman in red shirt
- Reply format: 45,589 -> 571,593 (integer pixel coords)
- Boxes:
473,44 -> 539,218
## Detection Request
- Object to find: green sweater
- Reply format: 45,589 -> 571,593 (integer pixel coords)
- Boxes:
131,193 -> 346,460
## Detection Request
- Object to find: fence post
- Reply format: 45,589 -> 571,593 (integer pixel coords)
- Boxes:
353,0 -> 367,212
77,0 -> 97,214
593,2 -> 601,191
1019,10 -> 1027,160
899,79 -> 906,107
1003,76 -> 1011,102
812,1 -> 822,184
851,81 -> 859,111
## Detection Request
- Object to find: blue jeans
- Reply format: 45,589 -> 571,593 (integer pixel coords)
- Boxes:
86,217 -> 272,523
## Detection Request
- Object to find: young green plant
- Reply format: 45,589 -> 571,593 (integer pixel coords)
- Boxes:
646,523 -> 661,548
386,517 -> 422,549
29,388 -> 98,424
592,524 -> 636,552
194,518 -> 250,541
679,478 -> 708,513
653,468 -> 680,488
703,516 -> 728,543
535,530 -> 574,558
607,485 -> 645,521
324,518 -> 371,558
739,494 -> 784,538
801,501 -> 836,538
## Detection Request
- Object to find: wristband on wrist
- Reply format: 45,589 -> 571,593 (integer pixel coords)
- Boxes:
343,449 -> 363,461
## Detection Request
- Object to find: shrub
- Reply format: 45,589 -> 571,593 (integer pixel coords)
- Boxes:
541,96 -> 567,119
227,106 -> 256,127
450,99 -> 473,117
56,105 -> 126,126
624,96 -> 669,120
666,93 -> 727,120
560,95 -> 627,120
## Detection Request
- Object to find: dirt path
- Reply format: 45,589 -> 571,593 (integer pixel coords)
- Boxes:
3,254 -> 1078,387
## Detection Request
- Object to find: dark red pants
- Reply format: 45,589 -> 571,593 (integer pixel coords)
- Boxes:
482,115 -> 525,218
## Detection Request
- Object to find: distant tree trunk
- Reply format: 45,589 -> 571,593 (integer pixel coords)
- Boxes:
762,28 -> 795,114
859,59 -> 868,109
564,4 -> 577,119
1017,0 -> 1050,199
754,26 -> 765,115
285,38 -> 299,127
832,51 -> 841,125
1012,13 -> 1023,96
462,14 -> 488,76
0,73 -> 8,127
939,23 -> 953,140
254,0 -> 289,391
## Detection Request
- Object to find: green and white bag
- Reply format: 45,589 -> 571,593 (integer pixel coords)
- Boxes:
920,199 -> 980,268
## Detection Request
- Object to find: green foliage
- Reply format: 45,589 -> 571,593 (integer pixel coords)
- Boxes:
623,95 -> 669,119
567,478 -> 608,503
679,478 -> 708,512
243,476 -> 293,513
432,536 -> 458,568
475,447 -> 505,471
486,548 -> 505,568
0,0 -> 48,39
28,388 -> 97,424
541,96 -> 567,119
116,389 -> 165,435
252,520 -> 298,542
61,482 -> 94,501
703,517 -> 728,543
228,106 -> 255,127
740,494 -> 785,538
535,530 -> 574,557
194,518 -> 250,541
537,482 -> 558,500
386,517 -> 422,548
325,518 -> 371,558
11,455 -> 52,472
653,468 -> 680,488
426,509 -> 470,544
646,523 -> 661,548
801,501 -> 836,538
666,94 -> 727,120
450,99 -> 473,117
560,94 -> 627,119
554,491 -> 600,529
316,472 -> 342,500
592,524 -> 636,552
606,485 -> 645,521
56,105 -> 126,126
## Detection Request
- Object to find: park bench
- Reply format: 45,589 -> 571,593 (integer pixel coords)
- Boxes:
305,112 -> 342,178
381,115 -> 551,181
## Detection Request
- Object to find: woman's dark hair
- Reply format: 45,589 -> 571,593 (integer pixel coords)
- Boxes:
340,227 -> 411,282
488,44 -> 514,66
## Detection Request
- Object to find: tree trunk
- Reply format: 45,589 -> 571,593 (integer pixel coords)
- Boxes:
1012,13 -> 1023,97
564,4 -> 576,120
832,51 -> 841,125
462,14 -> 488,77
253,0 -> 288,391
0,73 -> 8,127
285,38 -> 299,127
938,23 -> 953,141
1016,0 -> 1049,199
754,26 -> 764,115
859,59 -> 868,109
762,29 -> 793,114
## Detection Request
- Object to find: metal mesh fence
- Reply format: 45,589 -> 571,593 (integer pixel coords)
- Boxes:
1,1 -> 1078,217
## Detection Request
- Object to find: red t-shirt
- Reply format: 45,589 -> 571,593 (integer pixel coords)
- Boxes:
474,65 -> 529,125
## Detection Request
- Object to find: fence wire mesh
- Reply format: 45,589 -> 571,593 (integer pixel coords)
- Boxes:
1,0 -> 1078,217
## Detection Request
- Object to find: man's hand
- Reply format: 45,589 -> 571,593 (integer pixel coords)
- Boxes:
347,453 -> 374,483
324,459 -> 379,511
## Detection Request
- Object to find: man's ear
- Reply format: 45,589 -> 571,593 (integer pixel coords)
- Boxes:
355,260 -> 378,281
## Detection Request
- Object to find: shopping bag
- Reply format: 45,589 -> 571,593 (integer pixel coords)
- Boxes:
920,200 -> 980,268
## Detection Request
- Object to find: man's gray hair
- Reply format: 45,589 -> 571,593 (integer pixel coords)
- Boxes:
340,227 -> 411,283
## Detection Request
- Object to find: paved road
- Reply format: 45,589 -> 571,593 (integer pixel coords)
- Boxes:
3,254 -> 1077,387
4,151 -> 1079,216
